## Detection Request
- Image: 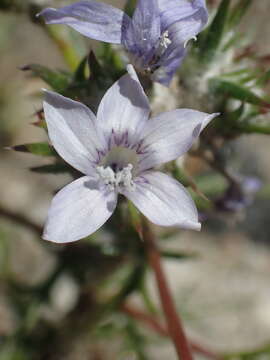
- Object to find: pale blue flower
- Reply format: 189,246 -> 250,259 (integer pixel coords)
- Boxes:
38,0 -> 208,86
42,65 -> 218,243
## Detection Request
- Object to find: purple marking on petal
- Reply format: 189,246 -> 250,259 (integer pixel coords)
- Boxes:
123,130 -> 129,146
134,175 -> 150,185
108,135 -> 112,151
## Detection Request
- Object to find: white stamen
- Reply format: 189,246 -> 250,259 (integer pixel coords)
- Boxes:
96,166 -> 115,190
97,163 -> 135,191
160,31 -> 172,49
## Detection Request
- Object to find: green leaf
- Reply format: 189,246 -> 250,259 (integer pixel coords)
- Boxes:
128,201 -> 142,237
88,50 -> 103,79
236,121 -> 270,135
30,163 -> 70,174
229,103 -> 245,122
107,262 -> 146,311
161,250 -> 198,261
209,78 -> 269,106
73,56 -> 88,82
98,43 -> 124,77
124,320 -> 149,360
227,0 -> 253,28
8,143 -> 56,157
256,69 -> 270,86
199,0 -> 231,62
220,68 -> 260,84
223,343 -> 270,359
21,64 -> 70,92
124,0 -> 136,17
46,25 -> 86,71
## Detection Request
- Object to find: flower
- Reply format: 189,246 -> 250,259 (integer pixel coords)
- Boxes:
38,0 -> 208,86
215,176 -> 262,213
42,65 -> 217,243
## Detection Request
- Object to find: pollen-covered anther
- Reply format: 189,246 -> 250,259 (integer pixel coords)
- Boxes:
159,31 -> 172,50
97,163 -> 135,191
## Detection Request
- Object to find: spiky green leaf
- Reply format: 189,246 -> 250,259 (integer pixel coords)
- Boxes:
9,142 -> 56,156
199,0 -> 231,62
74,56 -> 88,82
209,78 -> 269,106
124,0 -> 136,17
30,163 -> 70,174
88,50 -> 103,79
21,64 -> 71,92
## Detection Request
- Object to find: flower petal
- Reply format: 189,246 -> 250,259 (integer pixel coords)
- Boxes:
97,65 -> 150,148
38,0 -> 130,44
152,46 -> 186,86
152,0 -> 208,85
122,171 -> 200,230
158,0 -> 208,36
123,0 -> 161,64
138,109 -> 218,171
43,90 -> 104,175
43,176 -> 117,243
167,6 -> 208,46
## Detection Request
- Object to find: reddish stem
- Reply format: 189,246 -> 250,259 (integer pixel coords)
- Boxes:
141,218 -> 193,360
121,304 -> 221,360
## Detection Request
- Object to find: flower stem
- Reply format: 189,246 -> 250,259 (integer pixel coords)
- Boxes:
121,304 -> 221,360
140,217 -> 193,360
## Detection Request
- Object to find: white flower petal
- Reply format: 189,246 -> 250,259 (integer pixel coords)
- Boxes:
139,109 -> 218,171
158,0 -> 208,39
43,90 -> 105,174
122,171 -> 200,230
43,176 -> 117,243
38,1 -> 130,44
97,65 -> 150,147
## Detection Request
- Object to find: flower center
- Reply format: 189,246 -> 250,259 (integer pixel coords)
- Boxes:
96,164 -> 134,191
96,146 -> 138,191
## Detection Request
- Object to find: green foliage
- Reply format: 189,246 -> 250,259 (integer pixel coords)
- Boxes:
227,0 -> 253,28
161,250 -> 199,261
199,0 -> 231,62
97,43 -> 125,79
20,64 -> 71,93
209,78 -> 268,106
223,343 -> 270,359
30,163 -> 71,174
45,24 -> 87,71
9,142 -> 56,157
124,320 -> 149,360
124,0 -> 136,17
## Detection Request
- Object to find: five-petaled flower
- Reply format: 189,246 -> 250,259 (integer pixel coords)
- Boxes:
38,0 -> 208,86
42,65 -> 218,243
